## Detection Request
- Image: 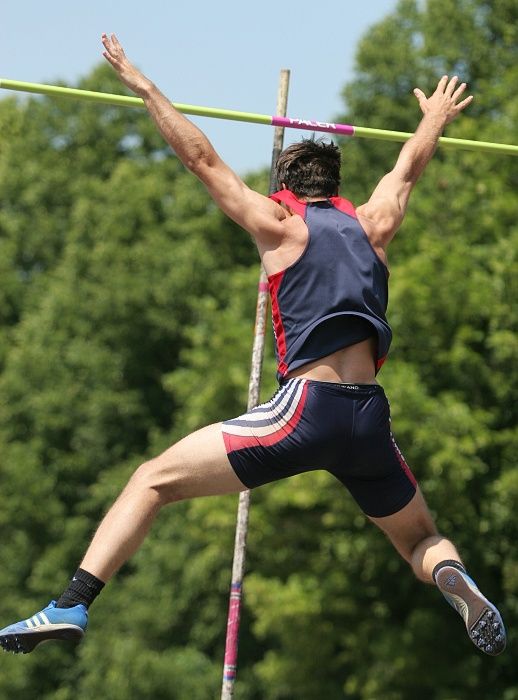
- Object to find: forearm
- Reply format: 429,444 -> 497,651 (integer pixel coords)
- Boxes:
139,81 -> 217,173
395,111 -> 447,183
101,34 -> 217,173
356,76 -> 472,244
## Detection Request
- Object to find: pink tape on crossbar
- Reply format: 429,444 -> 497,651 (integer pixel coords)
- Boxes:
271,116 -> 355,136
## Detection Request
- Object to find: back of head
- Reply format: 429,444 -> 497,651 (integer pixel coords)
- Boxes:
275,138 -> 341,198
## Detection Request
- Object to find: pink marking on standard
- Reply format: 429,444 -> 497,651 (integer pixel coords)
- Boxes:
258,281 -> 269,293
271,115 -> 355,136
223,582 -> 242,676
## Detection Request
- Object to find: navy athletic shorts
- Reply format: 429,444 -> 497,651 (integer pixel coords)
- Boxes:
222,378 -> 417,518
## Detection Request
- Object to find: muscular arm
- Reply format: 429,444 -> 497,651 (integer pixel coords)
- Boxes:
101,33 -> 285,243
356,75 -> 473,254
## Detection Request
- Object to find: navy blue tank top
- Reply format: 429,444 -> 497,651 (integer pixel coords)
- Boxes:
268,189 -> 392,379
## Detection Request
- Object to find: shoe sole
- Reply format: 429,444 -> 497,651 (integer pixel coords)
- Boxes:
435,566 -> 506,656
0,624 -> 84,654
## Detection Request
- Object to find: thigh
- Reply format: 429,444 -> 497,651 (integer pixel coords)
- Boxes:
221,378 -> 319,488
368,487 -> 438,562
335,418 -> 418,518
144,422 -> 248,501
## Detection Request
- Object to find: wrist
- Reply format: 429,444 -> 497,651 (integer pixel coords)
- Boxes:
134,78 -> 155,99
422,110 -> 448,130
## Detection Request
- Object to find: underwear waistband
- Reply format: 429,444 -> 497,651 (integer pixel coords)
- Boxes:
282,378 -> 383,395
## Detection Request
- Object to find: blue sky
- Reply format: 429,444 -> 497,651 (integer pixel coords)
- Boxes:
1,1 -> 398,174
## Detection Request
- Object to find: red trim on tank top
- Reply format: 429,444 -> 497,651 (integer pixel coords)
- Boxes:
329,196 -> 357,219
376,355 -> 387,371
269,189 -> 307,216
268,189 -> 385,375
269,190 -> 357,220
268,269 -> 289,376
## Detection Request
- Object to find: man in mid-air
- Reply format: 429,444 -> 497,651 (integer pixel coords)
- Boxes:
0,33 -> 506,657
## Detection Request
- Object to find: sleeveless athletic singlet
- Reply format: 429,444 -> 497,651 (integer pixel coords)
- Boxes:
268,189 -> 392,379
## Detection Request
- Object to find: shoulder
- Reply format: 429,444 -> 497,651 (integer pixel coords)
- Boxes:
356,197 -> 401,250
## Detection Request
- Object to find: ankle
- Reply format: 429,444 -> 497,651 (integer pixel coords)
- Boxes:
56,568 -> 105,609
432,559 -> 466,585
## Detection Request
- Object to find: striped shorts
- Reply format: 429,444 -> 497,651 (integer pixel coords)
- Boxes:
222,378 -> 417,518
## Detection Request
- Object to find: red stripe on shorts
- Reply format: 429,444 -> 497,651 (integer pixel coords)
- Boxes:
223,381 -> 308,453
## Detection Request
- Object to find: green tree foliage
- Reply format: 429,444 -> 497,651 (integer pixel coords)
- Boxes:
0,2 -> 516,698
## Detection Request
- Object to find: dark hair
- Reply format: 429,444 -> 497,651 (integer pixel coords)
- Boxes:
274,137 -> 341,198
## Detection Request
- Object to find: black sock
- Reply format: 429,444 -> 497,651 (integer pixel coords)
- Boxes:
432,559 -> 466,584
56,568 -> 105,609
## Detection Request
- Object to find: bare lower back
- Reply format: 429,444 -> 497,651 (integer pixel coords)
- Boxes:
286,337 -> 378,384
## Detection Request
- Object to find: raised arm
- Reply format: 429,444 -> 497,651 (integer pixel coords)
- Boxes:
101,33 -> 285,241
356,75 -> 473,257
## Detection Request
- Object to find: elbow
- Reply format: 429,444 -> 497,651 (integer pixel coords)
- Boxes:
188,157 -> 214,183
185,148 -> 217,179
394,160 -> 419,185
394,166 -> 421,193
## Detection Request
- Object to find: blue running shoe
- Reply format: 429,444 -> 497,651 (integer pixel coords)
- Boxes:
0,601 -> 87,654
435,566 -> 506,656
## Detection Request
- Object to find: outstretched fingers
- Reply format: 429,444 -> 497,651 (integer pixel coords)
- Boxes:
100,33 -> 151,97
442,76 -> 473,109
101,32 -> 124,65
456,94 -> 474,112
101,33 -> 115,64
435,75 -> 449,94
445,75 -> 459,96
451,80 -> 473,112
413,87 -> 428,111
452,80 -> 467,100
101,32 -> 112,52
108,33 -> 124,54
416,74 -> 474,120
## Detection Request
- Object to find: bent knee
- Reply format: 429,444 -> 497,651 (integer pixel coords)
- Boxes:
396,517 -> 440,561
370,506 -> 439,563
129,458 -> 188,505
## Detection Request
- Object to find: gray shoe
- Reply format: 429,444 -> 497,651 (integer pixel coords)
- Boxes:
435,566 -> 506,656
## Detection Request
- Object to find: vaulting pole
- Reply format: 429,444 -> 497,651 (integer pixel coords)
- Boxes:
1,79 -> 517,156
220,68 -> 290,700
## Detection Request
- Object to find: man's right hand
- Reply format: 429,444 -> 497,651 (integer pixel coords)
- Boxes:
101,33 -> 153,98
99,32 -> 285,251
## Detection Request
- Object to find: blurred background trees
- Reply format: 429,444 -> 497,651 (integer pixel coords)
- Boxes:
0,0 -> 516,697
